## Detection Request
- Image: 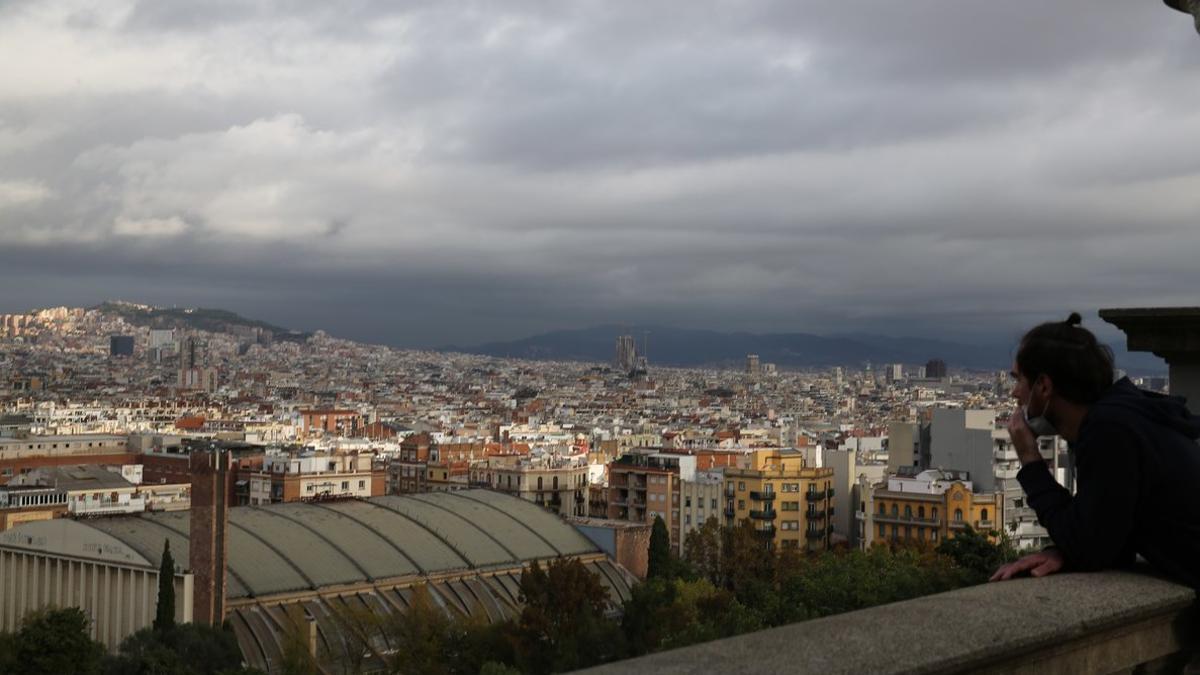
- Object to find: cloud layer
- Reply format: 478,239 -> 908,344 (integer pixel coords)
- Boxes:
2,0 -> 1198,348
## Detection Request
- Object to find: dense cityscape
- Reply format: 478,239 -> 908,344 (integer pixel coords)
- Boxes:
0,301 -> 1174,673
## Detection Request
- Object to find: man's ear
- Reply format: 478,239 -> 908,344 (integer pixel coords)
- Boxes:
1036,373 -> 1054,400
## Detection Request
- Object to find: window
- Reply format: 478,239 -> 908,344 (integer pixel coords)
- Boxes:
738,481 -> 745,491
685,497 -> 691,507
685,515 -> 691,525
904,505 -> 912,518
891,504 -> 898,517
553,476 -> 558,490
879,503 -> 886,514
932,507 -> 938,520
341,481 -> 349,490
737,500 -> 745,510
981,508 -> 989,521
918,505 -> 925,519
879,524 -> 886,537
905,526 -> 912,540
954,509 -> 963,521
358,480 -> 365,489
710,498 -> 717,509
932,530 -> 939,541
538,477 -> 543,490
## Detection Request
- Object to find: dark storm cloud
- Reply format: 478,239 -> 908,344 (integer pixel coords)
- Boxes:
1,0 -> 1197,347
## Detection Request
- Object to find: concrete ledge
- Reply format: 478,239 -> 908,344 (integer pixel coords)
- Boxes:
578,570 -> 1197,675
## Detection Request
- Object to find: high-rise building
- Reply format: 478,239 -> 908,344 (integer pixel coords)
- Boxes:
178,335 -> 218,391
149,329 -> 175,351
746,354 -> 760,377
109,335 -> 134,357
615,334 -> 638,372
925,358 -> 948,379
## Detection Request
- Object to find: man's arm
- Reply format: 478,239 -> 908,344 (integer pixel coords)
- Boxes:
1016,423 -> 1140,571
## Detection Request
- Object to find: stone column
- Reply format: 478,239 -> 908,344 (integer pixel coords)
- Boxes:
1099,307 -> 1200,406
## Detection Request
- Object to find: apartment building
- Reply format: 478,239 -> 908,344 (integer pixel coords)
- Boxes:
607,449 -> 697,550
241,451 -> 384,504
0,434 -> 133,485
865,468 -> 1004,548
724,448 -> 835,553
471,451 -> 590,517
677,470 -> 726,555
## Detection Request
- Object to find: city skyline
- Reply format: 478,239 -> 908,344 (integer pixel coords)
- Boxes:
2,2 -> 1199,347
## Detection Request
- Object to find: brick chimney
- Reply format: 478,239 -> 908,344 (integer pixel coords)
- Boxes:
190,448 -> 232,626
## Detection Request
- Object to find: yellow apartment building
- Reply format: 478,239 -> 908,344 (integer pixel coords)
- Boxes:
866,468 -> 1003,547
725,448 -> 835,552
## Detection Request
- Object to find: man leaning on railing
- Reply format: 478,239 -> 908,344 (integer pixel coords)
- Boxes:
989,312 -> 1200,590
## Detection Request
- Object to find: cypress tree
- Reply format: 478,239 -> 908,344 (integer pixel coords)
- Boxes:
648,515 -> 671,579
154,539 -> 176,632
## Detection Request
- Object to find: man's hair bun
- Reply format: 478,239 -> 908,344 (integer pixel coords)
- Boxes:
1065,312 -> 1083,327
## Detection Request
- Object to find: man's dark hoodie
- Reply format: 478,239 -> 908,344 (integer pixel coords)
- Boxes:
1017,377 -> 1200,589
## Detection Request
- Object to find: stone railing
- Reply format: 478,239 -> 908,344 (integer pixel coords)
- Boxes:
578,569 -> 1197,674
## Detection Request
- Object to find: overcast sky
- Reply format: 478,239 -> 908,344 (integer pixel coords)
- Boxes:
1,1 -> 1198,348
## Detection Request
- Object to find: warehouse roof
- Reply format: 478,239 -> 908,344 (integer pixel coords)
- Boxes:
1,489 -> 602,599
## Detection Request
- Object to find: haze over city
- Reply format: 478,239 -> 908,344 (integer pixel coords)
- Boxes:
2,1 -> 1199,347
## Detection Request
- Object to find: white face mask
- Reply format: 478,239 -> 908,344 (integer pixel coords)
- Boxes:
1023,396 -> 1057,438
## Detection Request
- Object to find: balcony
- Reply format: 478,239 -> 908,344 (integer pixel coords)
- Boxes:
749,509 -> 776,520
874,513 -> 939,525
753,525 -> 775,538
805,491 -> 824,503
749,490 -> 775,501
806,509 -> 826,521
577,570 -> 1196,675
724,506 -> 735,518
827,487 -> 835,498
804,528 -> 825,541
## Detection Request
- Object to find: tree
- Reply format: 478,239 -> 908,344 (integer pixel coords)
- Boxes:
103,623 -> 254,675
648,516 -> 672,579
381,584 -> 455,675
155,539 -> 176,633
9,607 -> 105,675
682,517 -> 722,585
621,577 -> 761,657
936,525 -> 1017,584
512,558 -> 624,674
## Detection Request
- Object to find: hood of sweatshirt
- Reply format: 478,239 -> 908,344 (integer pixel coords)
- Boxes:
1091,377 -> 1200,440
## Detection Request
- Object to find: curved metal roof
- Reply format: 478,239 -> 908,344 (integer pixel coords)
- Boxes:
10,489 -> 604,599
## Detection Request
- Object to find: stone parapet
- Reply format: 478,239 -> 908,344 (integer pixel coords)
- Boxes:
577,569 -> 1197,674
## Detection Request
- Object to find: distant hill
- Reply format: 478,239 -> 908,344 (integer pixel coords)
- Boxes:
446,324 -> 1168,374
93,302 -> 310,342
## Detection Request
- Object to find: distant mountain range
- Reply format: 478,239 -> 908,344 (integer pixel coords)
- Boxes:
93,302 -> 310,342
446,324 -> 1168,374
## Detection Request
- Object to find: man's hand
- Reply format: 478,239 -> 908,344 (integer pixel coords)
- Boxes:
1006,409 -> 1043,465
989,549 -> 1065,582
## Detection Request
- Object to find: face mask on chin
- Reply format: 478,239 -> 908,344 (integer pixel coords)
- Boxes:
1023,395 -> 1057,438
